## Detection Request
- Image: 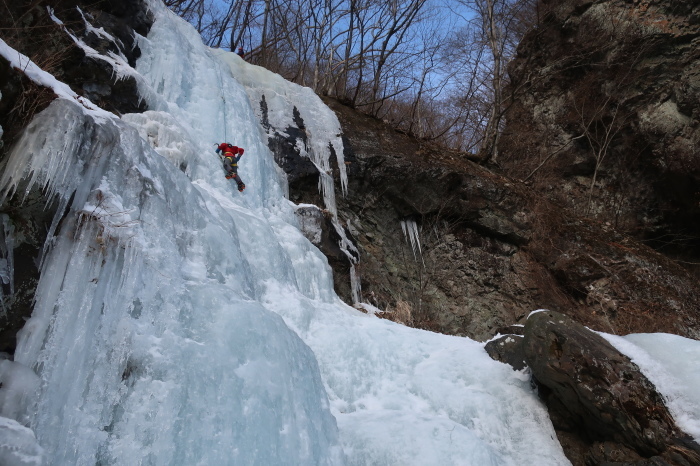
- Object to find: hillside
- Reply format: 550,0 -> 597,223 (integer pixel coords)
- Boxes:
293,0 -> 700,342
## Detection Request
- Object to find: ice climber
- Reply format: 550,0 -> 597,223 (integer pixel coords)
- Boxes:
216,142 -> 246,192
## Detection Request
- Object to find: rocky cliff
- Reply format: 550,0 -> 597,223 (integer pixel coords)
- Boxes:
263,96 -> 699,342
500,0 -> 700,266
266,0 -> 700,342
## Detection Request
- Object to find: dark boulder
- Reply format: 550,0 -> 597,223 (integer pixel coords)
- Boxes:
484,334 -> 526,371
523,310 -> 700,465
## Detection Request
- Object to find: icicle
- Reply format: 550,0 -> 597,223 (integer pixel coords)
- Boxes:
349,263 -> 361,304
332,218 -> 361,304
0,214 -> 15,312
401,219 -> 424,265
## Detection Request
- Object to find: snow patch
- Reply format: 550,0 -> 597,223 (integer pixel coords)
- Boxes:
527,309 -> 549,319
0,39 -> 112,123
599,332 -> 700,443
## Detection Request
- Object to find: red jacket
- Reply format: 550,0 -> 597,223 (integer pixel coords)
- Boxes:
217,143 -> 238,156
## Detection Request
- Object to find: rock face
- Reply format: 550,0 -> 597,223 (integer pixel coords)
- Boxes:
324,98 -> 563,338
522,310 -> 700,465
500,0 -> 700,264
258,97 -> 324,208
484,334 -> 526,371
303,97 -> 700,341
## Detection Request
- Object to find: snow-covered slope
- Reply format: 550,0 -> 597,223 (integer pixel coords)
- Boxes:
0,2 -> 586,464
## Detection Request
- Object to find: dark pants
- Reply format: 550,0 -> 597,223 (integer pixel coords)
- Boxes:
228,172 -> 244,188
224,157 -> 245,189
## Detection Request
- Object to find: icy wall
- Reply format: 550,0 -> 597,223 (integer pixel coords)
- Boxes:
0,1 -> 608,465
224,52 -> 348,215
0,4 -> 342,464
222,53 -> 361,303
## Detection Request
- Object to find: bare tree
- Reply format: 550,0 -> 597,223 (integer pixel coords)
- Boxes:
368,0 -> 428,110
572,97 -> 630,215
164,0 -> 537,156
450,0 -> 536,163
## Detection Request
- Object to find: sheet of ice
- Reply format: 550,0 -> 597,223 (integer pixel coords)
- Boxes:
214,43 -> 365,301
0,1 -> 571,464
1,13 -> 342,465
600,332 -> 700,442
219,50 -> 348,214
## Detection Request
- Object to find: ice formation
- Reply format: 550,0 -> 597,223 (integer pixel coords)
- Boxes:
8,0 -> 676,464
223,52 -> 348,213
401,219 -> 423,263
223,52 -> 362,302
0,416 -> 43,466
